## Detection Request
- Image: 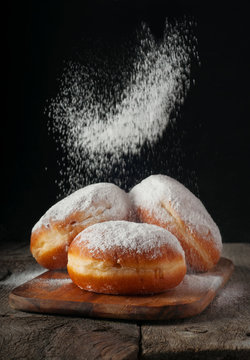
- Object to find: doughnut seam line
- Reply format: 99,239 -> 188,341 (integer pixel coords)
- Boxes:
160,201 -> 213,269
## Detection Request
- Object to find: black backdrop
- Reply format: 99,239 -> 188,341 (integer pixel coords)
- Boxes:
3,1 -> 250,246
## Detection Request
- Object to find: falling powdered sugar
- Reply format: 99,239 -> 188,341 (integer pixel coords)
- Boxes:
75,220 -> 185,259
47,20 -> 198,194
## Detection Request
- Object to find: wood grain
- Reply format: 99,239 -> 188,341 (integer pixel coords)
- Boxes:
9,257 -> 233,320
0,244 -> 140,360
140,243 -> 250,359
0,316 -> 139,360
0,252 -> 45,316
1,243 -> 250,359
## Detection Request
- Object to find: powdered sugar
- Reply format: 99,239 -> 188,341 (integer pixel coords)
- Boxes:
212,281 -> 246,309
2,268 -> 45,287
1,269 -> 72,288
130,174 -> 222,250
33,277 -> 73,287
47,21 -> 197,194
32,183 -> 131,231
74,220 -> 185,259
175,273 -> 223,293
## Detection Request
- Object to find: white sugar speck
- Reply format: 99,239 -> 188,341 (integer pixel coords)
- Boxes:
47,20 -> 198,194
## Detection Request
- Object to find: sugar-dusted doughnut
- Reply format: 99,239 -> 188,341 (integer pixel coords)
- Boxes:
31,183 -> 133,270
129,175 -> 222,272
67,220 -> 186,295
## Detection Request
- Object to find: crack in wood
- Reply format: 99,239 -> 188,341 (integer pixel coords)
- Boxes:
0,270 -> 11,281
138,323 -> 142,359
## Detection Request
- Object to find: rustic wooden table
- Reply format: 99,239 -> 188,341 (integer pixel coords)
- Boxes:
0,242 -> 249,359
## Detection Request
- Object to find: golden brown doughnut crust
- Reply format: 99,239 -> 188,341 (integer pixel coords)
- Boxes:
30,217 -> 95,270
136,207 -> 221,272
30,183 -> 133,269
130,175 -> 223,272
67,221 -> 187,295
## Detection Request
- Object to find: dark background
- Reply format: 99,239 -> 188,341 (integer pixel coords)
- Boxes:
3,0 -> 250,246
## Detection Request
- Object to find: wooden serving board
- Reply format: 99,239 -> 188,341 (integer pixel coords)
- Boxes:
9,257 -> 234,320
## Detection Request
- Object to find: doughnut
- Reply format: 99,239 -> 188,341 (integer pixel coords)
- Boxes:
67,220 -> 186,295
129,175 -> 222,272
31,183 -> 133,270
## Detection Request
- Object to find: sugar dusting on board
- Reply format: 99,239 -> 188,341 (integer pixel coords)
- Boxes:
47,20 -> 198,195
75,220 -> 185,258
32,277 -> 73,287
